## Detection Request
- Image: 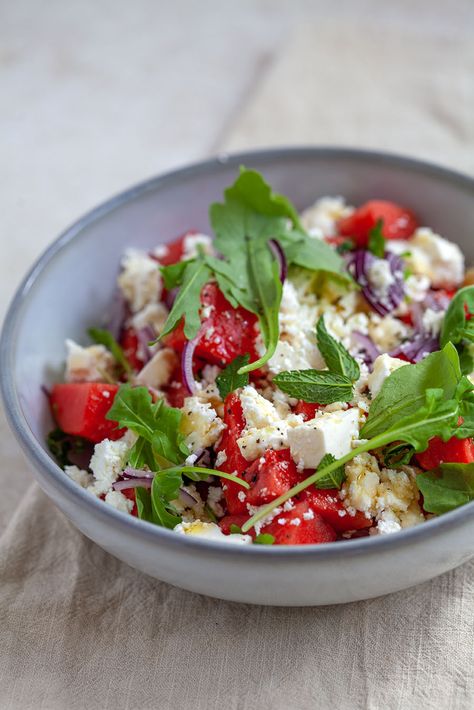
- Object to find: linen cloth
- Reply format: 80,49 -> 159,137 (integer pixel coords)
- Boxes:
2,13 -> 474,710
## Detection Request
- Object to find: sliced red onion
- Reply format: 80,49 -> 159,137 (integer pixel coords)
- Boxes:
351,249 -> 405,316
106,289 -> 127,340
136,325 -> 156,364
179,488 -> 199,506
41,384 -> 51,400
351,331 -> 381,366
122,468 -> 154,479
181,336 -> 199,395
392,335 -> 439,363
195,448 -> 212,468
268,239 -> 288,282
113,478 -> 152,491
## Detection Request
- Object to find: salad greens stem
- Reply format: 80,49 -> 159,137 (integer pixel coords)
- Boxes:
167,466 -> 250,489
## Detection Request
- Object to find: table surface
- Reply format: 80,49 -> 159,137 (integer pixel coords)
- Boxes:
2,2 -> 474,709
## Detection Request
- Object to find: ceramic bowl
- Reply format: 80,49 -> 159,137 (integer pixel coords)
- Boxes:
2,148 -> 474,606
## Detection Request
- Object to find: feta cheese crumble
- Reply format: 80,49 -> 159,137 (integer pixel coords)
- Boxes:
174,521 -> 252,544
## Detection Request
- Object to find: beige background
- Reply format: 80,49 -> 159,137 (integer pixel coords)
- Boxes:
1,1 -> 474,708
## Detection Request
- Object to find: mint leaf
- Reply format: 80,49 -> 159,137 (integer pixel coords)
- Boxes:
88,327 -> 131,374
316,316 -> 360,381
367,219 -> 385,258
273,369 -> 353,404
361,343 -> 462,439
253,533 -> 275,545
314,453 -> 346,489
106,384 -> 190,466
216,355 -> 250,399
417,462 -> 474,514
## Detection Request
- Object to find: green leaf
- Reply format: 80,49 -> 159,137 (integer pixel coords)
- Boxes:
440,286 -> 474,348
135,487 -> 154,522
417,462 -> 474,514
238,240 -> 282,374
278,229 -> 351,285
314,453 -> 346,489
367,219 -> 385,258
253,533 -> 275,545
160,260 -> 190,290
273,369 -> 354,404
106,384 -> 190,466
222,166 -> 302,226
216,354 -> 250,399
151,472 -> 182,528
361,343 -> 461,439
230,524 -> 243,534
160,258 -> 212,340
316,316 -> 360,381
128,438 -> 156,471
88,327 -> 131,374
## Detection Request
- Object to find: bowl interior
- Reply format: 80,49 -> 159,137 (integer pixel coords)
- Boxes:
6,148 -> 474,470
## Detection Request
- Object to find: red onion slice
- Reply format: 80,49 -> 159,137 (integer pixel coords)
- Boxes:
136,325 -> 156,364
181,336 -> 200,395
113,478 -> 152,491
268,239 -> 288,282
106,289 -> 127,341
392,335 -> 439,363
179,488 -> 199,506
122,468 -> 154,479
350,249 -> 405,316
351,331 -> 381,366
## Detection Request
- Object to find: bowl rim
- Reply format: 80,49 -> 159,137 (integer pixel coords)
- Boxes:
2,145 -> 474,559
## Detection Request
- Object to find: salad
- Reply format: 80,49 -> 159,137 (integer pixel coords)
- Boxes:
47,168 -> 474,546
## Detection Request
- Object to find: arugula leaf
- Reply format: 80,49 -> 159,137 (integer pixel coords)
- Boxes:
316,316 -> 360,381
135,487 -> 154,522
222,166 -> 302,225
230,524 -> 243,534
273,369 -> 354,404
160,260 -> 190,290
361,343 -> 461,439
313,453 -> 346,489
440,286 -> 474,374
128,438 -> 156,471
253,533 -> 275,545
440,286 -> 474,348
151,471 -> 182,528
88,327 -> 131,374
367,219 -> 385,258
160,258 -> 212,340
277,229 -> 351,285
106,384 -> 190,466
216,355 -> 250,399
417,462 -> 474,514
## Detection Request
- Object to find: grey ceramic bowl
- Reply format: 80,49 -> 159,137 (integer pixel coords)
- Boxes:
2,148 -> 474,606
